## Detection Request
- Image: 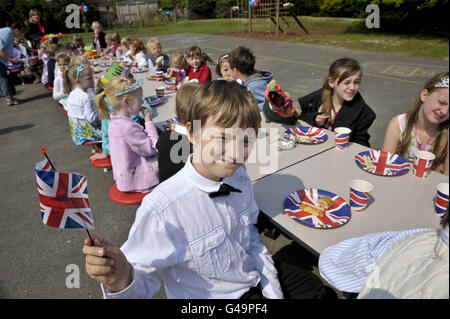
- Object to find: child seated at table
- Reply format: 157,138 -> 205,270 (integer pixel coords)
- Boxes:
185,45 -> 212,84
129,39 -> 148,68
95,76 -> 159,192
70,34 -> 84,54
82,80 -> 337,299
147,37 -> 169,74
319,211 -> 449,299
162,52 -> 187,88
110,33 -> 121,57
52,52 -> 71,110
298,57 -> 376,147
91,73 -> 146,162
116,37 -> 130,60
92,21 -> 106,51
215,53 -> 233,81
228,46 -> 273,110
381,72 -> 449,176
64,61 -> 102,146
155,81 -> 199,182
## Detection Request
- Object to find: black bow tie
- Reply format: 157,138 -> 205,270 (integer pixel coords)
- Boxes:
209,183 -> 242,198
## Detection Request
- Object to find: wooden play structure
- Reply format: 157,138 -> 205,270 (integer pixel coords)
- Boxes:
232,1 -> 309,37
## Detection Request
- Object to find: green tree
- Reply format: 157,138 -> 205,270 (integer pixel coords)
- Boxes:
187,0 -> 216,19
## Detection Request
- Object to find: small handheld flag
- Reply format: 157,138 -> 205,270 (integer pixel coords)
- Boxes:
36,147 -> 94,243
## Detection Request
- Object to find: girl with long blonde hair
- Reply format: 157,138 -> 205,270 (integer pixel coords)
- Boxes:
382,72 -> 449,175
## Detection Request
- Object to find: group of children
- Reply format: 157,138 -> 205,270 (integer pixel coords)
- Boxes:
43,25 -> 448,299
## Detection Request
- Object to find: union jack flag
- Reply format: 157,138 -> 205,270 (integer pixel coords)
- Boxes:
284,188 -> 351,229
355,150 -> 410,176
35,159 -> 94,230
286,126 -> 328,144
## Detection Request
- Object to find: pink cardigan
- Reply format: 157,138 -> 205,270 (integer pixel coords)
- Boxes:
108,115 -> 159,192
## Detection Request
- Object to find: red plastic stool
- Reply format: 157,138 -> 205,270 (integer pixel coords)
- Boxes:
89,151 -> 112,172
109,183 -> 150,205
83,140 -> 102,153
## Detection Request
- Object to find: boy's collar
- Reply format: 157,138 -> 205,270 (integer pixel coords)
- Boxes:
174,124 -> 187,135
184,154 -> 237,194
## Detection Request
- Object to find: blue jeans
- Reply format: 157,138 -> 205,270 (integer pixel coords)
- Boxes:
0,62 -> 15,99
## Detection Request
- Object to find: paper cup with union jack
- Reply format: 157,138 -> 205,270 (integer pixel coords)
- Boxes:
349,179 -> 374,212
413,150 -> 436,178
155,87 -> 165,98
334,127 -> 351,150
435,183 -> 449,215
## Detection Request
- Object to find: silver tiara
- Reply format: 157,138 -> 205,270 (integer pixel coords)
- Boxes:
114,74 -> 143,97
435,77 -> 449,88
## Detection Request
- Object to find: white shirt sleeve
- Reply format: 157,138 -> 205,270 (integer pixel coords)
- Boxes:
52,76 -> 66,100
82,93 -> 99,124
102,197 -> 181,299
136,52 -> 148,68
148,58 -> 157,74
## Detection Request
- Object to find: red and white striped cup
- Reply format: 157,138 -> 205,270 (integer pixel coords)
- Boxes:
435,183 -> 449,215
413,150 -> 435,178
349,179 -> 374,212
334,127 -> 351,150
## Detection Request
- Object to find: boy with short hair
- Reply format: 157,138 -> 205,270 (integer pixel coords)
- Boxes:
228,46 -> 273,110
147,37 -> 169,73
156,81 -> 200,183
83,80 -> 334,299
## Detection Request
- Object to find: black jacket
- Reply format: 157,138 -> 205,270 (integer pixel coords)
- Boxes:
155,130 -> 192,183
24,21 -> 45,50
298,89 -> 376,147
92,31 -> 107,49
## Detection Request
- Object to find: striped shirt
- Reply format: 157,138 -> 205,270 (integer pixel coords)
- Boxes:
318,228 -> 435,293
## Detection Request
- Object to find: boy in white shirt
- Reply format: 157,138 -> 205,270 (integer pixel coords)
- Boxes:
83,80 -> 335,299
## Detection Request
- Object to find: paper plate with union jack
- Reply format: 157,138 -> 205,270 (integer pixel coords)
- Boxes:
162,116 -> 179,131
284,188 -> 351,229
144,96 -> 166,106
354,150 -> 410,176
285,126 -> 328,144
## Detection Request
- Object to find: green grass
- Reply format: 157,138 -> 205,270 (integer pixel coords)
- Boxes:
288,32 -> 449,60
71,17 -> 448,60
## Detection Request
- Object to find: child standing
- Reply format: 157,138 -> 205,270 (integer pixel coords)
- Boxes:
52,52 -> 70,109
298,57 -> 376,147
95,76 -> 159,192
129,39 -> 148,68
185,45 -> 212,84
147,37 -> 169,74
228,46 -> 273,110
215,53 -> 233,81
156,81 -> 200,182
64,62 -> 102,145
45,43 -> 58,89
381,72 -> 449,175
82,80 -> 335,299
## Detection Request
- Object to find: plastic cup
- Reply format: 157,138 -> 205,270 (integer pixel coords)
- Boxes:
413,150 -> 436,178
435,183 -> 449,215
155,87 -> 165,98
334,127 -> 351,150
349,179 -> 374,212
